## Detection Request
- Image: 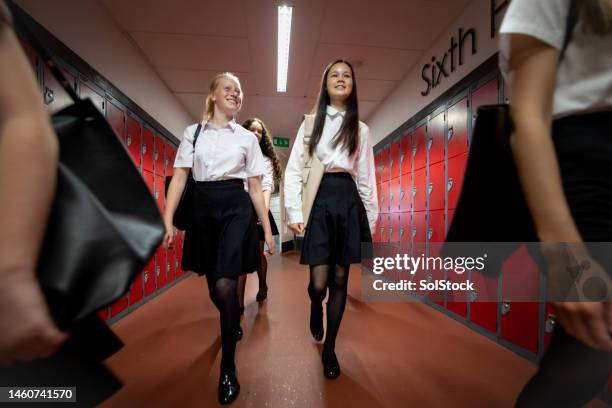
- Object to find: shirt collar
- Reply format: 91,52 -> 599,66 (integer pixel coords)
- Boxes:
326,105 -> 346,119
202,119 -> 238,132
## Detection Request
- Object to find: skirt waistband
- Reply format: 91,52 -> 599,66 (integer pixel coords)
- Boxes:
322,172 -> 353,180
195,178 -> 244,190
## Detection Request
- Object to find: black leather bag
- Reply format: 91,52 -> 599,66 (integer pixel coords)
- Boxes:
164,124 -> 201,231
20,21 -> 165,328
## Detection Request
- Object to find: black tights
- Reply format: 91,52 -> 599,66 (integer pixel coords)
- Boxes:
308,264 -> 350,353
206,276 -> 240,375
237,242 -> 267,308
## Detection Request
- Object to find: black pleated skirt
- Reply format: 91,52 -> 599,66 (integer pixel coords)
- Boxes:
300,172 -> 372,265
257,209 -> 279,241
181,179 -> 260,278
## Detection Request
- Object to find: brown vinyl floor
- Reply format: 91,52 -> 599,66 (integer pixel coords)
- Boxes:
100,252 -> 608,408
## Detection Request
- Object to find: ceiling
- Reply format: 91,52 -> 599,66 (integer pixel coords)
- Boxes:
102,0 -> 471,158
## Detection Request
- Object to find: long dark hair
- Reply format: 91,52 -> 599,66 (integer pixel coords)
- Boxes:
579,0 -> 612,34
242,118 -> 283,183
309,59 -> 359,157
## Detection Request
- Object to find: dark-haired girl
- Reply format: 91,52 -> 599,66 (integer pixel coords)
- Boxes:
284,60 -> 378,379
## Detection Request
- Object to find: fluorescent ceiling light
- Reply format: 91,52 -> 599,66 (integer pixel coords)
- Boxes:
277,5 -> 293,92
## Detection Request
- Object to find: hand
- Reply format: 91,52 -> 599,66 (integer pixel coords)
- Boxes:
553,301 -> 612,351
0,270 -> 68,365
288,223 -> 304,235
265,232 -> 276,256
162,223 -> 175,250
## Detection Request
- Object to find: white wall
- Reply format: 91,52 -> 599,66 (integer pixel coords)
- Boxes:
15,0 -> 193,138
368,0 -> 500,145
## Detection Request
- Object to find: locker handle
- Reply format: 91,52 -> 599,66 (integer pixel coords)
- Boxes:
142,144 -> 147,154
144,272 -> 149,283
428,183 -> 433,195
411,227 -> 417,238
166,262 -> 170,272
390,159 -> 394,168
468,289 -> 477,302
427,228 -> 433,240
44,87 -> 55,105
545,313 -> 556,333
412,187 -> 417,197
501,300 -> 511,315
127,135 -> 132,146
399,227 -> 404,237
412,146 -> 417,157
389,227 -> 393,236
427,138 -> 433,150
155,266 -> 160,277
400,189 -> 405,199
154,152 -> 159,161
447,178 -> 454,192
155,191 -> 158,199
400,152 -> 404,162
447,126 -> 454,140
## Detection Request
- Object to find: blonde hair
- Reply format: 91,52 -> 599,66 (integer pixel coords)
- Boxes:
580,0 -> 612,34
202,72 -> 242,121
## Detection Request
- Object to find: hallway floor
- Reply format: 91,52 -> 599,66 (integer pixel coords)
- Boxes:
100,253 -> 608,408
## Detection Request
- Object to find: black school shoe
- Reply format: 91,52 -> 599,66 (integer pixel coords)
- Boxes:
322,350 -> 340,380
218,373 -> 240,405
255,287 -> 268,302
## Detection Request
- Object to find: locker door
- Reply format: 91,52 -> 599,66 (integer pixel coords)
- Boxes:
447,97 -> 468,159
143,257 -> 156,297
154,174 -> 165,212
42,65 -> 75,114
167,247 -> 176,283
143,171 -> 155,194
154,135 -> 166,176
380,181 -> 389,214
400,173 -> 412,213
427,210 -> 445,306
413,168 -> 427,212
380,214 -> 389,243
428,161 -> 445,211
79,82 -> 105,114
389,177 -> 400,213
129,270 -> 143,306
447,153 -> 468,210
388,213 -> 400,243
399,212 -> 412,258
126,116 -> 142,168
412,211 -> 427,297
381,147 -> 390,182
413,124 -> 427,170
165,144 -> 176,176
106,100 -> 125,143
501,246 -> 541,354
400,132 -> 412,175
428,112 -> 445,165
470,270 -> 499,334
156,247 -> 167,289
390,140 -> 400,179
142,128 -> 155,173
471,78 -> 500,129
110,296 -> 128,317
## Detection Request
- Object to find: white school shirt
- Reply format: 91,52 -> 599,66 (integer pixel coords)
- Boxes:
174,120 -> 265,181
261,156 -> 275,193
499,0 -> 612,118
284,105 -> 379,234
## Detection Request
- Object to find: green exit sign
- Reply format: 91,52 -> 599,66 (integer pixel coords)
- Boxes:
273,137 -> 290,148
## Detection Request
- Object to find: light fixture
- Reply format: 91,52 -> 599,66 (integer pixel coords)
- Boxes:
277,5 -> 293,92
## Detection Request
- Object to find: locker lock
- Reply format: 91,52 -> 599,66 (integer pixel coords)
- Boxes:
447,126 -> 454,141
399,227 -> 404,237
400,153 -> 404,162
127,135 -> 132,146
468,289 -> 477,303
144,272 -> 149,283
155,266 -> 160,277
155,191 -> 158,199
427,138 -> 433,150
412,146 -> 417,157
154,152 -> 159,161
447,178 -> 454,192
545,313 -> 556,333
412,186 -> 417,198
428,183 -> 433,195
390,159 -> 394,168
427,228 -> 433,240
142,144 -> 147,154
175,260 -> 179,269
501,300 -> 511,315
400,189 -> 405,199
411,227 -> 417,238
166,261 -> 170,272
44,87 -> 55,105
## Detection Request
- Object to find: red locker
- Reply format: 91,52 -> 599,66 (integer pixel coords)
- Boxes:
167,247 -> 176,283
126,116 -> 142,168
129,271 -> 143,306
143,170 -> 154,194
379,214 -> 389,243
377,182 -> 382,213
165,144 -> 176,176
427,210 -> 445,305
42,65 -> 75,114
154,135 -> 166,176
428,112 -> 445,165
447,153 -> 468,210
155,174 -> 165,212
110,296 -> 128,317
447,97 -> 468,159
428,161 -> 445,211
142,128 -> 155,173
106,100 -> 125,143
389,177 -> 400,213
501,246 -> 541,354
156,247 -> 167,289
413,168 -> 427,212
381,147 -> 390,182
400,212 -> 411,243
80,82 -> 105,114
388,213 -> 400,243
471,78 -> 500,129
390,140 -> 400,179
413,124 -> 427,170
380,181 -> 389,214
412,212 -> 427,297
400,132 -> 412,175
400,173 -> 412,213
176,231 -> 184,277
143,256 -> 156,297
470,271 -> 499,334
